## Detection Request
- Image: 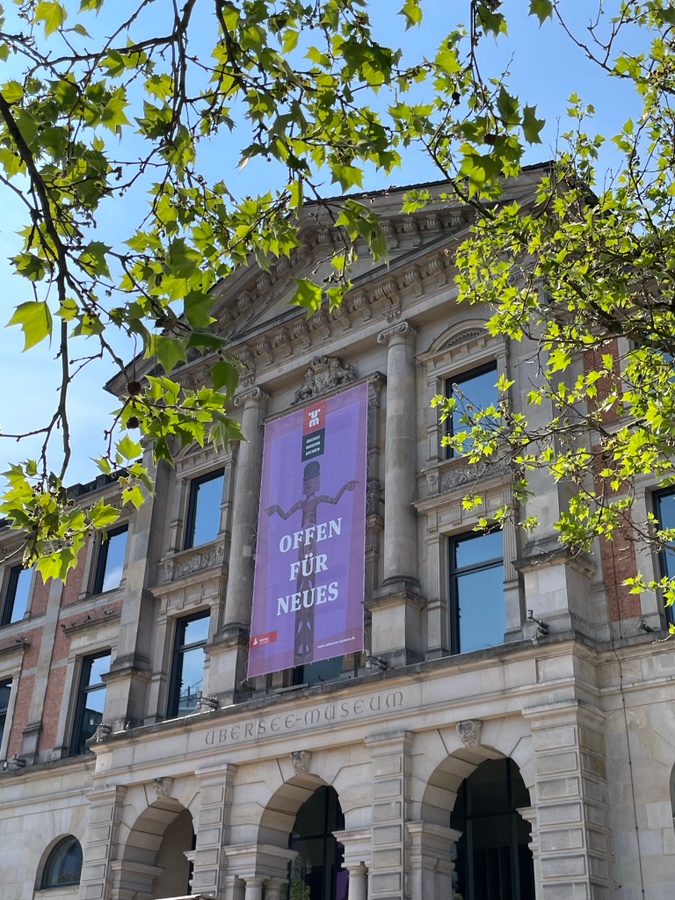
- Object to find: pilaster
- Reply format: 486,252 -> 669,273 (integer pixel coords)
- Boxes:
191,762 -> 238,898
406,821 -> 461,900
523,701 -> 616,899
79,785 -> 127,900
365,729 -> 412,900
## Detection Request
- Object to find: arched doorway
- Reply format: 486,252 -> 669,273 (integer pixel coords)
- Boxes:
450,758 -> 534,900
282,785 -> 347,900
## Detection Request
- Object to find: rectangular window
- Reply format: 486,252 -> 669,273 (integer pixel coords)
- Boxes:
70,652 -> 110,755
653,490 -> 675,625
445,363 -> 498,458
0,678 -> 11,753
184,469 -> 224,549
449,529 -> 505,654
93,525 -> 128,594
1,566 -> 32,626
168,612 -> 209,717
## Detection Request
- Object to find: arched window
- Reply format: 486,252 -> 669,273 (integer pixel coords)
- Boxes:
40,836 -> 83,889
283,786 -> 347,900
451,758 -> 534,900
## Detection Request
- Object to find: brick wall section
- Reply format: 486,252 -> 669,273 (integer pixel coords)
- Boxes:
7,672 -> 34,758
61,544 -> 88,606
29,573 -> 50,617
583,340 -> 622,425
37,664 -> 66,753
599,532 -> 640,621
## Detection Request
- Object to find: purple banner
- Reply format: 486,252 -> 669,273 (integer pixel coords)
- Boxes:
248,382 -> 367,677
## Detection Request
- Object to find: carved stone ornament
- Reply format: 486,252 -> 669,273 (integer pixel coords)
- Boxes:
160,543 -> 225,584
425,458 -> 511,497
290,750 -> 312,776
292,356 -> 356,405
152,777 -> 174,800
456,720 -> 482,748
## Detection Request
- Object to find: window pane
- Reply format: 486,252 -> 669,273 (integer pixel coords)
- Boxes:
42,837 -> 83,888
188,471 -> 224,548
87,653 -> 110,687
0,678 -> 10,748
182,614 -> 210,647
456,565 -> 505,653
2,566 -> 32,625
175,645 -> 205,714
448,365 -> 497,456
454,530 -> 503,570
97,527 -> 128,593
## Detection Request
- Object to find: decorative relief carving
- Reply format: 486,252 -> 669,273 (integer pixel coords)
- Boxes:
272,328 -> 293,358
456,720 -> 482,747
159,543 -> 225,584
290,750 -> 312,775
233,385 -> 268,408
293,319 -> 311,349
292,356 -> 356,405
425,459 -> 511,496
441,328 -> 486,351
152,777 -> 174,800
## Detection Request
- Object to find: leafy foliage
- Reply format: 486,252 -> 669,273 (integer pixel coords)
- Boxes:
0,0 -> 673,609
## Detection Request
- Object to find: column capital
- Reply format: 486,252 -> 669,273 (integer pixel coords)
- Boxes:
377,320 -> 417,346
233,385 -> 270,407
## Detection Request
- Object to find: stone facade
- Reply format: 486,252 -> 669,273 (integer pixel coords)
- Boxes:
1,170 -> 675,899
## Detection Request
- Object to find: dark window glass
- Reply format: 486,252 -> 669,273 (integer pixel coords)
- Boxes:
446,363 -> 498,458
293,656 -> 344,687
654,490 -> 675,625
282,786 -> 347,900
185,469 -> 224,549
449,530 -> 504,654
93,526 -> 128,594
41,836 -> 83,888
168,612 -> 209,716
1,566 -> 32,626
451,759 -> 534,900
0,678 -> 11,750
70,652 -> 110,755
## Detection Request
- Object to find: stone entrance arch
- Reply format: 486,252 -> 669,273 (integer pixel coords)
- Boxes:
111,798 -> 194,900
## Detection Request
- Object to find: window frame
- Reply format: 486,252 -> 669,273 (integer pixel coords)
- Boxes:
40,835 -> 83,889
183,468 -> 225,550
0,677 -> 11,758
1,565 -> 33,626
652,488 -> 675,626
69,651 -> 111,756
167,611 -> 210,718
448,528 -> 505,655
92,524 -> 128,595
445,361 -> 498,459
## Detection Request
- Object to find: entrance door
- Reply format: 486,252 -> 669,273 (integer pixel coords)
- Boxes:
283,785 -> 347,900
450,758 -> 534,900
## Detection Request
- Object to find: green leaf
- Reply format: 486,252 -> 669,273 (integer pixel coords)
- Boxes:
184,290 -> 215,329
88,499 -> 121,528
148,334 -> 188,374
211,359 -> 240,394
529,0 -> 554,25
7,301 -> 53,350
399,0 -> 423,29
34,1 -> 66,36
292,279 -> 323,312
2,81 -> 24,103
116,434 -> 142,462
78,241 -> 111,277
522,105 -> 545,144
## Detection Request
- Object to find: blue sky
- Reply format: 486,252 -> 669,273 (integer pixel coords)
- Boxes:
0,0 -> 646,486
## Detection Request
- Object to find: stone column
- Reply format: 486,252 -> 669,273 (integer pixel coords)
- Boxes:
264,878 -> 283,900
365,729 -> 412,900
517,806 -> 541,898
334,827 -> 372,900
377,321 -> 418,586
78,785 -> 127,900
209,386 -> 268,703
343,863 -> 368,900
369,323 -> 424,666
243,876 -> 264,900
522,700 -> 616,898
191,762 -> 237,898
406,822 -> 461,900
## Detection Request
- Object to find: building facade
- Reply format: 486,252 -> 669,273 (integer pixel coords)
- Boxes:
1,169 -> 675,900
